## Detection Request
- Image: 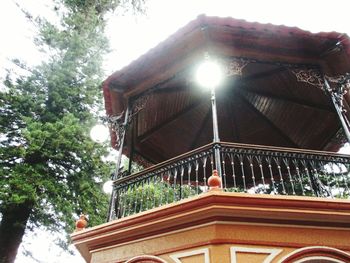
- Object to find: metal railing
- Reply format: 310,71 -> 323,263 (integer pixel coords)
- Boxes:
110,142 -> 350,220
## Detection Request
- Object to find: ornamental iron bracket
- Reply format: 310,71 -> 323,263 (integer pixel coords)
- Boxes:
223,58 -> 251,76
325,73 -> 350,111
102,113 -> 126,149
291,69 -> 324,88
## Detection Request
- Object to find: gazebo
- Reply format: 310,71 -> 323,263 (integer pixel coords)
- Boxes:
102,15 -> 350,218
72,15 -> 350,263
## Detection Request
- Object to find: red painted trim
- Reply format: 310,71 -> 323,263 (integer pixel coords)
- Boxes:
281,247 -> 350,263
125,255 -> 167,263
72,192 -> 350,254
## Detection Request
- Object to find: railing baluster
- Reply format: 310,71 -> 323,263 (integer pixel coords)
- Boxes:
256,156 -> 267,192
330,162 -> 342,197
247,155 -> 256,191
121,187 -> 128,218
229,153 -> 237,189
321,161 -> 334,198
266,157 -> 276,194
310,160 -> 327,197
127,184 -> 134,216
187,162 -> 192,196
274,157 -> 286,194
173,168 -> 178,201
145,177 -> 151,210
202,156 -> 208,190
180,165 -> 184,199
133,182 -> 139,214
301,160 -> 316,196
283,158 -> 296,195
115,188 -> 122,218
153,175 -> 157,208
195,159 -> 199,195
159,173 -> 164,206
340,163 -> 350,195
291,159 -> 304,196
238,154 -> 247,192
166,170 -> 171,204
221,152 -> 227,190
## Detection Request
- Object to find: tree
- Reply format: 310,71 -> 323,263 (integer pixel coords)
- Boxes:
0,1 -> 144,262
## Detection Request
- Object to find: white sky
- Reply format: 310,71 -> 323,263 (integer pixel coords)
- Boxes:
1,0 -> 350,262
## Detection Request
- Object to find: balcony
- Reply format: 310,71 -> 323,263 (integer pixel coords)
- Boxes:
111,142 -> 350,220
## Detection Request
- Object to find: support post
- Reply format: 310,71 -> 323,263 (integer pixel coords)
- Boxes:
107,104 -> 130,221
210,88 -> 223,188
324,77 -> 350,144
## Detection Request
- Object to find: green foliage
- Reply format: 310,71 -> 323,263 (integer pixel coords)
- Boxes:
119,181 -> 198,216
0,0 -> 145,258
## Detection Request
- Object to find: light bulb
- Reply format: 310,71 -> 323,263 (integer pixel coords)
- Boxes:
196,60 -> 223,89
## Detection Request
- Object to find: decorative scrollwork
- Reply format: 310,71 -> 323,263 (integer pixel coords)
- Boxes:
133,152 -> 154,168
102,113 -> 126,148
329,128 -> 347,147
291,69 -> 324,88
127,91 -> 152,124
222,58 -> 251,76
325,73 -> 350,114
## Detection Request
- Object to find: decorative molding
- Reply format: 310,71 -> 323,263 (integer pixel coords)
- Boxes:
170,248 -> 210,263
230,246 -> 282,263
278,246 -> 350,263
293,256 -> 344,263
125,255 -> 168,263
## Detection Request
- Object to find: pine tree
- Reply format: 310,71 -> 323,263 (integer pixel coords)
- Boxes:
0,1 -> 144,262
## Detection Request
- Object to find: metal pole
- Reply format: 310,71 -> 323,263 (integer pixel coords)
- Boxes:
107,105 -> 130,221
324,78 -> 350,143
210,88 -> 223,187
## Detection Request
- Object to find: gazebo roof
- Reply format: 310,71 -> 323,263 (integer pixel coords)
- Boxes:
103,15 -> 350,163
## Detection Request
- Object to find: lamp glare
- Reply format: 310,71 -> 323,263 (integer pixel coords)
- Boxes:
90,124 -> 109,143
103,180 -> 113,194
196,61 -> 223,88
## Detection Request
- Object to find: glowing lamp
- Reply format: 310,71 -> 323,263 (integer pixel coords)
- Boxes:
90,124 -> 109,143
195,60 -> 223,89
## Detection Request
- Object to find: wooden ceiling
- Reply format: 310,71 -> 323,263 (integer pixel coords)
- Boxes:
103,15 -> 350,164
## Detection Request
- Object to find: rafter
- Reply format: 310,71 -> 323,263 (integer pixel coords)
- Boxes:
234,90 -> 299,148
238,86 -> 334,112
240,67 -> 288,82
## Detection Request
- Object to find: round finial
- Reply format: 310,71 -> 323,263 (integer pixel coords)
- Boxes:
208,170 -> 222,191
75,214 -> 88,231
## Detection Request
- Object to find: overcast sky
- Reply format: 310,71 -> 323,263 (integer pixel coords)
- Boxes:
1,0 -> 350,262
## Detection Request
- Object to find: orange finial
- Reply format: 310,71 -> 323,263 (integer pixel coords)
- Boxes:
208,170 -> 222,191
75,214 -> 88,231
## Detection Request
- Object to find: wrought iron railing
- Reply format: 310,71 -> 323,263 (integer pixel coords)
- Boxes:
110,142 -> 350,220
